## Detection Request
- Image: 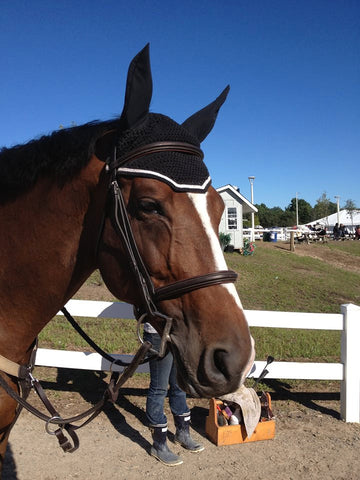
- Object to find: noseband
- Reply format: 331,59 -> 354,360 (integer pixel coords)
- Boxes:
102,141 -> 238,357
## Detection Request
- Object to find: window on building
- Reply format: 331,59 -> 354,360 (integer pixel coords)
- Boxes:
227,207 -> 237,229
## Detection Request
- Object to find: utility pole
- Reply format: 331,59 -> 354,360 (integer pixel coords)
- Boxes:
296,192 -> 299,227
248,176 -> 255,242
334,195 -> 340,225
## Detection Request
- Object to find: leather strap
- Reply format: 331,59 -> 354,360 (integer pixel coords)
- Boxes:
111,141 -> 204,170
0,341 -> 152,453
155,270 -> 238,302
0,353 -> 28,379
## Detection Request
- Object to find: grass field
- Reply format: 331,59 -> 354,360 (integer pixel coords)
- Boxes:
229,243 -> 359,313
39,241 -> 360,365
323,241 -> 360,257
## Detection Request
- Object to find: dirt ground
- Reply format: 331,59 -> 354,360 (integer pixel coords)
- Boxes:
3,380 -> 360,480
3,241 -> 360,479
271,240 -> 360,274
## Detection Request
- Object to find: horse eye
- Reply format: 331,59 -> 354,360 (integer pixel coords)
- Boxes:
138,200 -> 163,215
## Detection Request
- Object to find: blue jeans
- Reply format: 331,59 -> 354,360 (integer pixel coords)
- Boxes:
144,331 -> 189,426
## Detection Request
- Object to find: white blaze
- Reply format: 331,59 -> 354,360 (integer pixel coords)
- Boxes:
187,191 -> 256,383
187,192 -> 243,309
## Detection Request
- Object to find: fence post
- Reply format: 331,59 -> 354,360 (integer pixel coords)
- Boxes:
340,303 -> 360,422
290,231 -> 295,252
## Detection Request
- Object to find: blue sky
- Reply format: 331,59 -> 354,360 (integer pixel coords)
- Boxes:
1,1 -> 359,209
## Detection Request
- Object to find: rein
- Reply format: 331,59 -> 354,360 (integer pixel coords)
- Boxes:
0,341 -> 152,452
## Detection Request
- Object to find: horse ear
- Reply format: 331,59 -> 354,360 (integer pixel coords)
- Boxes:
120,43 -> 153,129
94,130 -> 118,162
182,85 -> 230,142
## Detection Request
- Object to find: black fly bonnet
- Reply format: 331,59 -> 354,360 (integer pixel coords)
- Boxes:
98,44 -> 230,195
114,113 -> 210,193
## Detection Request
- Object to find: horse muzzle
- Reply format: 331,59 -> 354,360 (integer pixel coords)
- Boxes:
170,333 -> 255,398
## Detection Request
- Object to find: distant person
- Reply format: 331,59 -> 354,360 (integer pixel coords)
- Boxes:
355,225 -> 360,240
314,223 -> 327,240
339,224 -> 348,239
333,223 -> 340,240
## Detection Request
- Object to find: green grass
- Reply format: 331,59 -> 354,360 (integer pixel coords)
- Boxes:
39,242 -> 360,365
39,317 -> 139,353
226,243 -> 360,363
226,245 -> 360,312
251,328 -> 340,363
321,240 -> 360,256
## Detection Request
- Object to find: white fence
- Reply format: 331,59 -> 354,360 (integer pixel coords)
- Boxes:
34,300 -> 360,423
243,227 -> 296,241
244,227 -> 357,242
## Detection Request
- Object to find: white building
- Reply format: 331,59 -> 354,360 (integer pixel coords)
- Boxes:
217,184 -> 258,249
306,209 -> 360,232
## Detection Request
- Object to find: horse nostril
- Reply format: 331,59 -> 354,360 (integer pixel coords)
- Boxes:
213,349 -> 231,380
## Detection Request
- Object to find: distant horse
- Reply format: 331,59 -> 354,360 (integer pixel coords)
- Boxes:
0,45 -> 254,469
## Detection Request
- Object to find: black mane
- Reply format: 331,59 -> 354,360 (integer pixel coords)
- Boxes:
0,118 -> 121,203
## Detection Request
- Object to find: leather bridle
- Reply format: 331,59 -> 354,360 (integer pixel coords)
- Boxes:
103,140 -> 238,357
0,139 -> 239,453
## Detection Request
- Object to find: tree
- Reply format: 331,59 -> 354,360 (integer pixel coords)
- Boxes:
243,212 -> 260,227
255,204 -> 288,227
286,198 -> 313,225
343,199 -> 359,226
254,204 -> 268,227
312,192 -> 337,222
280,209 -> 296,227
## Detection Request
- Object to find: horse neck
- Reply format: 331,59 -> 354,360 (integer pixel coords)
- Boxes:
0,156 -> 107,361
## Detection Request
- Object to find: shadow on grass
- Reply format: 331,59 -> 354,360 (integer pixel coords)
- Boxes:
274,244 -> 292,252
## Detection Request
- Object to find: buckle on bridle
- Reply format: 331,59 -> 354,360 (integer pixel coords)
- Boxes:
136,312 -> 173,358
45,415 -> 64,435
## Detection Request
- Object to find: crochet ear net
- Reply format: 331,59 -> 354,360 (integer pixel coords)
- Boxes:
102,45 -> 230,192
181,85 -> 230,142
121,44 -> 229,143
120,43 -> 153,130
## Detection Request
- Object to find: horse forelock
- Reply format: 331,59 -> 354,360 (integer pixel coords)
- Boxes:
0,112 -> 210,204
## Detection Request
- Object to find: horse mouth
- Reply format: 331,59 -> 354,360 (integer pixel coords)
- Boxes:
170,342 -> 233,398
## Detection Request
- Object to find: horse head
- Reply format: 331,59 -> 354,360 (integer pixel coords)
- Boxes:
96,45 -> 255,398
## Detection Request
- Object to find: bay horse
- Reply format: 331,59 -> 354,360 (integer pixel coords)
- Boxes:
0,45 -> 254,469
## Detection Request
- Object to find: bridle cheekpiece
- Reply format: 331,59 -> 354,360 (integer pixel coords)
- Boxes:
104,140 -> 238,357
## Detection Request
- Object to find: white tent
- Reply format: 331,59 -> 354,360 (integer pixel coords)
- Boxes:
306,210 -> 360,231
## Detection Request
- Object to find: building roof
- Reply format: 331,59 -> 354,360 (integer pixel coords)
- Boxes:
216,184 -> 258,214
306,209 -> 360,227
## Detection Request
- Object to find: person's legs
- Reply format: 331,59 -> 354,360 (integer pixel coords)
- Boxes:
168,360 -> 189,417
145,331 -> 173,426
168,360 -> 204,453
144,331 -> 183,466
